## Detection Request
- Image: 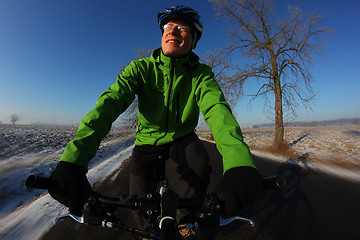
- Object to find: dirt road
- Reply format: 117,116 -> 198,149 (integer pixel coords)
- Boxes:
40,141 -> 360,240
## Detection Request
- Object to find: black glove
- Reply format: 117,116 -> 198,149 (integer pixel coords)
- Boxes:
48,161 -> 92,216
216,166 -> 263,218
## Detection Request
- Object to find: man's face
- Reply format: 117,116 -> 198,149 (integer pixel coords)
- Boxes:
161,19 -> 195,58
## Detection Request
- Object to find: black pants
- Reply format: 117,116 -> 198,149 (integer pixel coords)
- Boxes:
129,132 -> 212,229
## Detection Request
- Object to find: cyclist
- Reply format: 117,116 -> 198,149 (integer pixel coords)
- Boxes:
47,5 -> 264,228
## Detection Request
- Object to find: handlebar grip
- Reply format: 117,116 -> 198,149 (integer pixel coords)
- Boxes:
25,174 -> 57,190
262,176 -> 286,191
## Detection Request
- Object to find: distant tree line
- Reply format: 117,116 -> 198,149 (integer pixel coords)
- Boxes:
252,117 -> 360,128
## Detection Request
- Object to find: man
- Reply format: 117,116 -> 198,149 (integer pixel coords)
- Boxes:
48,6 -> 263,224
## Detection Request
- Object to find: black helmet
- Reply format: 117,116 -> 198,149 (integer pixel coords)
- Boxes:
157,6 -> 203,46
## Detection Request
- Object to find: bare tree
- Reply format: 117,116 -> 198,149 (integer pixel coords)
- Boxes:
209,0 -> 332,147
201,49 -> 241,108
11,114 -> 19,125
120,47 -> 153,128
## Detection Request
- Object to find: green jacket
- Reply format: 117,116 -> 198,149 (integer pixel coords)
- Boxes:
60,49 -> 255,173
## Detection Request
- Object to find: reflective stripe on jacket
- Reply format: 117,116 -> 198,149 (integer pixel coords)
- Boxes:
59,48 -> 255,173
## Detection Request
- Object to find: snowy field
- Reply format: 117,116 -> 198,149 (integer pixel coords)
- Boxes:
199,125 -> 360,178
243,125 -> 360,172
0,124 -> 360,239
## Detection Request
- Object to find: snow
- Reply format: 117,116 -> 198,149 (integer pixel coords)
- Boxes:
242,125 -> 360,175
0,144 -> 133,240
251,150 -> 360,182
1,124 -> 360,239
0,125 -> 134,239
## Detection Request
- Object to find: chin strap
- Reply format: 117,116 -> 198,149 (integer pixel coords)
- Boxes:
191,31 -> 197,48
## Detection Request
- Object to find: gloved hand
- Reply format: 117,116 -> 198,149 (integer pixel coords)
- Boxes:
216,166 -> 263,218
48,161 -> 92,216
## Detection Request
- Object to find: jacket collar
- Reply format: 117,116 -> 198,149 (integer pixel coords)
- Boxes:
152,48 -> 199,71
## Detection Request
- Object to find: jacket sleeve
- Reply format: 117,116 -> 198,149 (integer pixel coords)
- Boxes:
59,62 -> 140,169
195,67 -> 256,174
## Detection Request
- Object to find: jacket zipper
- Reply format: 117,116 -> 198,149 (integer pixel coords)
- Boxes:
176,94 -> 180,124
154,57 -> 175,145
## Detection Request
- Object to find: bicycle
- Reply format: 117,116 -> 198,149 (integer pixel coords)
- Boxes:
25,170 -> 284,240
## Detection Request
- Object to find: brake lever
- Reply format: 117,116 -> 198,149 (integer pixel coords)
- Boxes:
219,216 -> 255,227
55,213 -> 84,224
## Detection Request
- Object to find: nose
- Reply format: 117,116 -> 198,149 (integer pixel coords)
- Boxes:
164,29 -> 180,39
168,26 -> 181,35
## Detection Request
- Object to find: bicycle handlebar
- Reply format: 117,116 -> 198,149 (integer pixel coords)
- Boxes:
25,174 -> 285,239
25,174 -> 285,192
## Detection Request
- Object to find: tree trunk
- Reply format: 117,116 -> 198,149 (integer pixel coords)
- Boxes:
274,76 -> 284,147
268,33 -> 284,147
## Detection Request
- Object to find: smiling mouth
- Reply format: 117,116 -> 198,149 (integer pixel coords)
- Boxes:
166,40 -> 180,44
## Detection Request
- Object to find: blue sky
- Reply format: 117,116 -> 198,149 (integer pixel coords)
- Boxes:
0,0 -> 359,127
